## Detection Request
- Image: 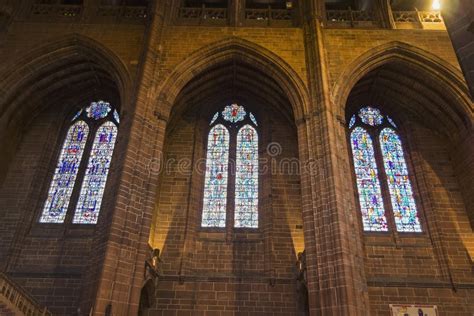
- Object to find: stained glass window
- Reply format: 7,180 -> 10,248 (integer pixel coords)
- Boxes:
380,128 -> 421,232
40,121 -> 89,223
350,127 -> 388,231
72,109 -> 82,121
235,125 -> 259,228
113,109 -> 120,124
86,100 -> 111,120
73,122 -> 118,224
222,104 -> 246,123
201,124 -> 230,227
249,112 -> 258,126
359,106 -> 383,126
349,115 -> 356,128
210,112 -> 218,125
41,100 -> 120,225
387,116 -> 397,128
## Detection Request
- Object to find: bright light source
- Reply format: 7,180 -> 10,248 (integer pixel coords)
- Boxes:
432,0 -> 441,10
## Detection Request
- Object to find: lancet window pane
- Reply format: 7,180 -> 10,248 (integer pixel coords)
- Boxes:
40,121 -> 89,223
73,121 -> 118,224
380,128 -> 421,232
350,127 -> 388,231
235,125 -> 259,228
202,124 -> 230,227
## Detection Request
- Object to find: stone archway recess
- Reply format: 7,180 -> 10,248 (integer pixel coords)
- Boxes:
88,35 -> 326,316
0,33 -> 133,315
332,41 -> 473,131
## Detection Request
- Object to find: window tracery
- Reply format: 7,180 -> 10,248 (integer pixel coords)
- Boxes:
348,106 -> 422,233
202,104 -> 259,228
73,121 -> 118,224
40,100 -> 119,224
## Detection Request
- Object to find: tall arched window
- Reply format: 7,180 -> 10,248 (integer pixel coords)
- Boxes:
235,124 -> 259,228
350,126 -> 388,232
348,106 -> 422,233
201,104 -> 259,228
201,124 -> 230,228
40,100 -> 120,224
39,121 -> 89,223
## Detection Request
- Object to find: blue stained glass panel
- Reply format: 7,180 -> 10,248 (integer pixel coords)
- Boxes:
235,125 -> 259,228
350,127 -> 388,231
86,100 -> 111,120
359,106 -> 383,126
40,121 -> 89,223
387,116 -> 397,128
202,124 -> 230,227
222,104 -> 246,123
71,109 -> 82,121
349,115 -> 356,128
73,122 -> 118,224
113,109 -> 120,124
380,128 -> 421,232
249,112 -> 258,126
210,112 -> 219,125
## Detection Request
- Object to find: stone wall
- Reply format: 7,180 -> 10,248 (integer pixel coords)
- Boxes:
150,97 -> 304,314
0,1 -> 472,315
0,3 -> 145,314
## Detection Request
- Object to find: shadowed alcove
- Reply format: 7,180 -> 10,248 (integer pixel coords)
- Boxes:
148,56 -> 306,314
0,35 -> 129,315
342,53 -> 474,313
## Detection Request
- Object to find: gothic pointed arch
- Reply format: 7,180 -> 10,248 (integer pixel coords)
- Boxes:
0,33 -> 132,125
348,106 -> 422,233
153,37 -> 311,124
40,101 -> 120,224
0,33 -> 131,186
333,41 -> 473,138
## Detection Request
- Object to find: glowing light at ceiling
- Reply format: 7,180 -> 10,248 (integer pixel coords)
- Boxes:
432,0 -> 441,10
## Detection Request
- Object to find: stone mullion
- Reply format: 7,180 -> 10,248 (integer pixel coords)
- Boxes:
227,126 -> 237,237
64,120 -> 104,226
301,1 -> 368,314
88,1 -> 170,315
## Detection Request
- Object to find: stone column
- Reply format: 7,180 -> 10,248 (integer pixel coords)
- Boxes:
229,0 -> 245,27
376,0 -> 396,29
83,1 -> 171,315
299,0 -> 369,314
